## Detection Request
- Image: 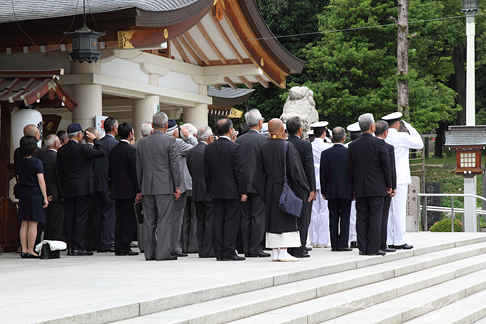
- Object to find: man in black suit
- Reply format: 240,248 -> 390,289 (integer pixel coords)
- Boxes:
204,118 -> 247,261
374,121 -> 397,253
109,123 -> 141,256
286,117 -> 315,258
93,117 -> 119,253
44,134 -> 64,241
235,109 -> 269,258
57,123 -> 105,255
320,127 -> 353,252
347,113 -> 392,256
186,126 -> 215,258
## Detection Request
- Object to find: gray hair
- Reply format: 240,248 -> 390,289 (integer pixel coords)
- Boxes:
153,112 -> 168,129
68,131 -> 80,139
141,122 -> 152,137
45,134 -> 59,147
166,128 -> 176,137
358,113 -> 374,132
181,123 -> 197,140
197,126 -> 213,141
245,109 -> 263,127
332,127 -> 345,142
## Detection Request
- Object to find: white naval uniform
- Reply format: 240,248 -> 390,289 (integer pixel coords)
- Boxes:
344,141 -> 357,243
310,137 -> 333,246
385,122 -> 423,246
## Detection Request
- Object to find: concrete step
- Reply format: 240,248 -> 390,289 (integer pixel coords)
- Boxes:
404,289 -> 486,324
323,268 -> 486,324
113,243 -> 486,324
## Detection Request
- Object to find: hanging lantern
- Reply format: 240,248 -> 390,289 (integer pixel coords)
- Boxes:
64,0 -> 106,63
11,105 -> 43,150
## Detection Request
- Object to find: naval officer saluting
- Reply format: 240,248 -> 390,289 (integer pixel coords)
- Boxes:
344,122 -> 361,249
382,112 -> 423,250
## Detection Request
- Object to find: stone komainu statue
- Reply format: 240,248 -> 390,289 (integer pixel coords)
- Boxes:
280,86 -> 319,133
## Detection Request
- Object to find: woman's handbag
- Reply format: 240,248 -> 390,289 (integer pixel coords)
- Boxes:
279,141 -> 303,218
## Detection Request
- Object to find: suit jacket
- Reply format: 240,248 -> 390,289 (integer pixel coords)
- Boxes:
176,136 -> 197,193
57,139 -> 105,199
186,142 -> 210,202
347,133 -> 392,198
204,137 -> 247,200
109,141 -> 140,200
44,149 -> 62,202
320,144 -> 352,200
287,135 -> 315,192
136,130 -> 180,195
93,134 -> 119,192
235,129 -> 268,194
385,141 -> 397,190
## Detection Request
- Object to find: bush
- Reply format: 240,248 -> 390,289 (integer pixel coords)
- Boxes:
430,218 -> 463,232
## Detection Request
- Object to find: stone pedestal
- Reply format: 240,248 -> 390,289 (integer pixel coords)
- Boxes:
464,176 -> 477,232
406,176 -> 420,232
425,182 -> 443,230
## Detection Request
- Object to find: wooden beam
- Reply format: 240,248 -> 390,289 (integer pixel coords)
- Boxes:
255,75 -> 268,88
184,31 -> 211,65
208,58 -> 252,66
197,22 -> 227,65
213,84 -> 222,90
0,78 -> 20,100
178,35 -> 203,66
224,77 -> 237,90
238,76 -> 253,89
171,38 -> 191,64
211,15 -> 244,63
8,78 -> 36,103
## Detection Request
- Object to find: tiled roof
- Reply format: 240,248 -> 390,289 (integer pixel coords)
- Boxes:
208,86 -> 254,99
0,0 -> 198,24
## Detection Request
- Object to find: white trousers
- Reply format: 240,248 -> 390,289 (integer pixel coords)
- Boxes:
309,190 -> 329,245
387,184 -> 408,246
349,200 -> 357,242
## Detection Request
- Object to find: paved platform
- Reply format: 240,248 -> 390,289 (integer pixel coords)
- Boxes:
1,232 -> 485,324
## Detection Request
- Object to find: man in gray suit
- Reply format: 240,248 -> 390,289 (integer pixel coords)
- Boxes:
235,109 -> 270,257
136,112 -> 181,261
166,120 -> 197,257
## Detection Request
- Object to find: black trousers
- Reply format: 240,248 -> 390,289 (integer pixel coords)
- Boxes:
181,193 -> 198,253
84,195 -> 97,249
241,193 -> 265,255
45,201 -> 65,241
114,199 -> 137,255
94,191 -> 116,250
289,200 -> 310,257
356,196 -> 384,255
212,199 -> 241,260
64,195 -> 91,251
381,195 -> 392,250
194,200 -> 214,257
328,198 -> 352,249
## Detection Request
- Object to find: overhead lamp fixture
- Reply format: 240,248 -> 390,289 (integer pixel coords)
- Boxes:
64,0 -> 106,63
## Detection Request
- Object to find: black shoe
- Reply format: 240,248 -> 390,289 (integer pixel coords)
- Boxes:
20,252 -> 26,258
158,256 -> 177,261
382,247 -> 396,253
171,251 -> 188,257
340,248 -> 353,252
73,250 -> 93,256
223,255 -> 246,261
331,248 -> 341,252
130,242 -> 138,248
127,250 -> 139,256
374,250 -> 386,256
245,252 -> 271,257
298,253 -> 310,258
98,247 -> 115,253
350,241 -> 358,249
24,252 -> 39,258
393,244 -> 413,250
304,246 -> 312,252
67,247 -> 74,256
85,246 -> 97,252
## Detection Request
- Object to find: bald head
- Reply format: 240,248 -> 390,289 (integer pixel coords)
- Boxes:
268,118 -> 284,137
24,124 -> 40,140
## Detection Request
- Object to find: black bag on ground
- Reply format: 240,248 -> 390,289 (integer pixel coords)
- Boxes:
40,243 -> 60,259
134,201 -> 144,224
278,141 -> 303,218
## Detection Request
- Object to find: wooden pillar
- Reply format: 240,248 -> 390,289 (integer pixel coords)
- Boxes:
0,105 -> 19,253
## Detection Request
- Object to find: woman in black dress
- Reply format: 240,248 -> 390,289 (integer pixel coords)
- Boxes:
16,136 -> 49,258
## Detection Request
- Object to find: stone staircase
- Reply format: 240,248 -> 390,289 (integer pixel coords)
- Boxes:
113,234 -> 486,324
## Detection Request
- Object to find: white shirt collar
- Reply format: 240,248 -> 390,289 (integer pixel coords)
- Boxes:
220,136 -> 231,141
47,148 -> 57,152
106,134 -> 115,138
199,141 -> 208,145
86,142 -> 94,145
121,139 -> 130,144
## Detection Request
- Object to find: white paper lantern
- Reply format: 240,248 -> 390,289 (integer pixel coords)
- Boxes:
11,106 -> 43,150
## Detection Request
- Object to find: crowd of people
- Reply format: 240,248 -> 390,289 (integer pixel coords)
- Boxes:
13,108 -> 423,260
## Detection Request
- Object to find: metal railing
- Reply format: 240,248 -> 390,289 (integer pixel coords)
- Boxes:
417,193 -> 486,232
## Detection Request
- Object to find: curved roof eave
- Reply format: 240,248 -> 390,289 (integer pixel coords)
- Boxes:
237,0 -> 305,75
135,0 -> 214,27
